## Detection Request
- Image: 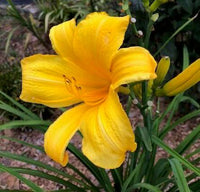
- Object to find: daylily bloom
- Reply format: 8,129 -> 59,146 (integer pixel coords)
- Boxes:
20,12 -> 157,169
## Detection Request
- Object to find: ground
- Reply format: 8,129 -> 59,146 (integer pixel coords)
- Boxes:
0,6 -> 199,191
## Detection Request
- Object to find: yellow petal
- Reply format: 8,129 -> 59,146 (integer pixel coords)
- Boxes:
80,88 -> 137,169
111,47 -> 157,89
49,19 -> 76,62
73,12 -> 130,77
44,104 -> 89,166
156,59 -> 200,96
20,54 -> 81,107
153,56 -> 170,87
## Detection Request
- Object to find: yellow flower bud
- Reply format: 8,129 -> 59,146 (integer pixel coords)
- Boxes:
142,0 -> 150,8
150,0 -> 169,12
156,59 -> 200,96
151,13 -> 159,22
133,80 -> 153,99
133,83 -> 142,99
153,56 -> 170,87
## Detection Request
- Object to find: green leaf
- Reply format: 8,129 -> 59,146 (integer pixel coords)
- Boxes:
185,148 -> 200,159
9,167 -> 89,191
127,183 -> 162,192
156,94 -> 181,125
169,158 -> 190,192
180,96 -> 200,108
0,120 -> 50,131
68,143 -> 113,192
121,168 -> 137,192
154,13 -> 198,56
0,101 -> 30,120
138,126 -> 152,152
0,150 -> 86,188
0,136 -> 97,190
177,0 -> 193,14
0,91 -> 39,120
5,27 -> 18,54
152,136 -> 200,176
159,109 -> 200,139
0,135 -> 44,152
182,45 -> 189,70
175,125 -> 200,154
152,158 -> 170,185
188,179 -> 200,192
0,164 -> 44,192
44,11 -> 54,33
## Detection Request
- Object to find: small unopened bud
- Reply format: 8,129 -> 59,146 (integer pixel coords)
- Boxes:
151,13 -> 159,22
147,101 -> 154,107
130,17 -> 136,23
154,56 -> 170,88
137,30 -> 143,37
133,99 -> 138,105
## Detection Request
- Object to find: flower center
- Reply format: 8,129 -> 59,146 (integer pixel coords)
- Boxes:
63,75 -> 82,98
62,74 -> 110,106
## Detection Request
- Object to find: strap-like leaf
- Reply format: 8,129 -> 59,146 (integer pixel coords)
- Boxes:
127,183 -> 162,192
169,158 -> 190,192
175,125 -> 200,154
0,164 -> 44,192
152,136 -> 200,176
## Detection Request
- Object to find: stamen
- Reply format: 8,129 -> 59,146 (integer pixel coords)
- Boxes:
62,75 -> 82,97
71,76 -> 76,82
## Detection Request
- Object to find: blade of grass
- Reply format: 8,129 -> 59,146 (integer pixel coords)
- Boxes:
0,150 -> 88,187
169,158 -> 190,192
127,183 -> 162,192
182,45 -> 189,70
175,125 -> 200,154
185,148 -> 200,159
68,143 -> 113,192
0,120 -> 50,131
0,91 -> 39,120
180,96 -> 200,108
44,11 -> 54,33
0,101 -> 31,120
0,164 -> 44,192
5,27 -> 18,54
152,136 -> 200,176
0,136 -> 97,190
154,13 -> 198,56
159,109 -> 200,139
10,167 -> 91,191
155,94 -> 181,126
0,135 -> 44,152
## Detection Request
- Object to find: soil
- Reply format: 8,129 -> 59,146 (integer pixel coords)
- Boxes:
0,6 -> 199,191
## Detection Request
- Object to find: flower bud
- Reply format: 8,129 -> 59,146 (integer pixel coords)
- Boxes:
150,0 -> 169,12
153,56 -> 170,87
156,59 -> 200,96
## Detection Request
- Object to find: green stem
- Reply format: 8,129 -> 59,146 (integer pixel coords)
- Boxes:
122,0 -> 144,46
144,13 -> 153,49
126,96 -> 132,115
154,13 -> 198,57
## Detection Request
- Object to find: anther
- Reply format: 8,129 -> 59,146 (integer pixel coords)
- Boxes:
71,76 -> 76,82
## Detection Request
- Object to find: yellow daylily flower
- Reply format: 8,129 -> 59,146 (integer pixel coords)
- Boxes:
156,59 -> 200,96
20,12 -> 157,169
